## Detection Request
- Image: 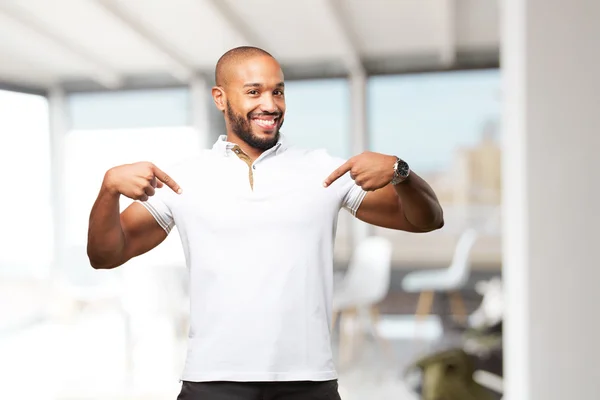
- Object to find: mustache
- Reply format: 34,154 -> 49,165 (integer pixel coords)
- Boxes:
248,111 -> 282,119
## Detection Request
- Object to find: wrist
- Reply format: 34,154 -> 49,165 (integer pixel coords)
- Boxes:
102,170 -> 121,197
391,156 -> 410,185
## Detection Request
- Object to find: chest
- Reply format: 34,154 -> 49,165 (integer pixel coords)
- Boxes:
171,159 -> 342,232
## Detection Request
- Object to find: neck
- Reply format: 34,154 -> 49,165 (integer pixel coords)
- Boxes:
225,132 -> 265,161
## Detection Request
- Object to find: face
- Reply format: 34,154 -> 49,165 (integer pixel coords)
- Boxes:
214,55 -> 286,151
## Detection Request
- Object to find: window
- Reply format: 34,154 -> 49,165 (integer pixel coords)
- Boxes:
368,70 -> 501,222
0,90 -> 52,277
368,69 -> 502,266
280,79 -> 350,159
69,88 -> 189,130
368,69 -> 501,173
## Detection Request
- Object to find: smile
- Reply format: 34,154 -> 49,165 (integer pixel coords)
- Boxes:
252,117 -> 279,129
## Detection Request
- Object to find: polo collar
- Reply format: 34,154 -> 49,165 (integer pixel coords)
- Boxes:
212,134 -> 288,157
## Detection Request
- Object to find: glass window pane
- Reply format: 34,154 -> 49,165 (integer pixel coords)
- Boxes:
68,88 -> 190,130
0,90 -> 52,278
368,69 -> 502,266
368,69 -> 501,173
281,79 -> 350,159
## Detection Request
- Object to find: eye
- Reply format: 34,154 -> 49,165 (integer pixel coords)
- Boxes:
247,90 -> 259,96
274,90 -> 284,96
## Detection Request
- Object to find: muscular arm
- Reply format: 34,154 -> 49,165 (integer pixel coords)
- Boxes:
87,184 -> 167,269
356,171 -> 444,232
324,152 -> 443,233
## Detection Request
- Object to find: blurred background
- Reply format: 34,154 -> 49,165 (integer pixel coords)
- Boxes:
0,1 -> 597,399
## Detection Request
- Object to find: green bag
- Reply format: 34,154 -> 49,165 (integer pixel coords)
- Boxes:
406,348 -> 496,400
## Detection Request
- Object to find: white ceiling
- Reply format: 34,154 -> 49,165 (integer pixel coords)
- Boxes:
0,0 -> 499,92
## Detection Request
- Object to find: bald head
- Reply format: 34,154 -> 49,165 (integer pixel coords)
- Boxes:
211,46 -> 286,154
215,46 -> 276,87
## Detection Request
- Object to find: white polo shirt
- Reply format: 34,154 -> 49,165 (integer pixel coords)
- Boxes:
140,135 -> 367,382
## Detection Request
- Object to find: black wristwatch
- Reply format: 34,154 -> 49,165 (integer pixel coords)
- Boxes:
391,157 -> 410,185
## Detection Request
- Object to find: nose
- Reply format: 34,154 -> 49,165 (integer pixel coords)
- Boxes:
261,94 -> 278,113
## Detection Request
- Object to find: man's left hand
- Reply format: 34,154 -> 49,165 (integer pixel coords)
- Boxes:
323,151 -> 397,191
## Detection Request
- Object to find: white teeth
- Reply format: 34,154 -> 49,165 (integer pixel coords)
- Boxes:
254,119 -> 275,126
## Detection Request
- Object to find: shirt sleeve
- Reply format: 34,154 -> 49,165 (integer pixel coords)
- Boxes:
138,192 -> 175,234
341,181 -> 368,216
322,152 -> 368,217
136,163 -> 182,234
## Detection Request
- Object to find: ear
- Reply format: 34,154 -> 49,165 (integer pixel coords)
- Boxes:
212,86 -> 226,112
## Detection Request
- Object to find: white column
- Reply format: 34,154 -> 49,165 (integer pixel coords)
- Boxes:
349,68 -> 372,244
502,1 -> 600,399
48,87 -> 68,280
349,68 -> 368,156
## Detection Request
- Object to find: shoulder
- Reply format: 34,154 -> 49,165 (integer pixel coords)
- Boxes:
157,152 -> 209,186
282,146 -> 347,171
163,149 -> 218,173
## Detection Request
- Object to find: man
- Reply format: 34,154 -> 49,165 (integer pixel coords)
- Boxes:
87,46 -> 444,400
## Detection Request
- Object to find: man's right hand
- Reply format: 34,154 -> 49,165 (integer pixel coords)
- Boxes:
103,161 -> 182,201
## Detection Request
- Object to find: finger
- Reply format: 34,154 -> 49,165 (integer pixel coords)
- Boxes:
144,186 -> 156,197
156,180 -> 164,188
150,176 -> 158,188
139,194 -> 149,202
323,160 -> 352,187
152,165 -> 182,194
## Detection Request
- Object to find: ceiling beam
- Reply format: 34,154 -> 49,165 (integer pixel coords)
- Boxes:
94,0 -> 196,83
439,0 -> 457,66
0,2 -> 122,89
0,80 -> 48,96
57,49 -> 499,94
203,0 -> 265,48
321,0 -> 363,74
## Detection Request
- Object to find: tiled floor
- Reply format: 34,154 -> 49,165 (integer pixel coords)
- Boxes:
0,308 -> 447,400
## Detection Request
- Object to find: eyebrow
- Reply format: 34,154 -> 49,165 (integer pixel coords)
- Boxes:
243,82 -> 285,88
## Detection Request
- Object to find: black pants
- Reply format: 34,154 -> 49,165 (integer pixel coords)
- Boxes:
177,380 -> 341,400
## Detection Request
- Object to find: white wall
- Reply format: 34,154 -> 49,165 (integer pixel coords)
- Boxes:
502,1 -> 600,399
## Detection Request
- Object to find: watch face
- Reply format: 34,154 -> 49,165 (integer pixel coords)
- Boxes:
396,160 -> 410,177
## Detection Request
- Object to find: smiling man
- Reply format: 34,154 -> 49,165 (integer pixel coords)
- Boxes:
213,47 -> 286,157
86,46 -> 444,400
213,47 -> 285,153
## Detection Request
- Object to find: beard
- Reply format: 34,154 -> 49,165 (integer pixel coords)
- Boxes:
226,100 -> 282,151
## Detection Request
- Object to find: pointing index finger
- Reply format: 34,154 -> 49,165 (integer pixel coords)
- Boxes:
152,165 -> 182,194
323,160 -> 352,187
